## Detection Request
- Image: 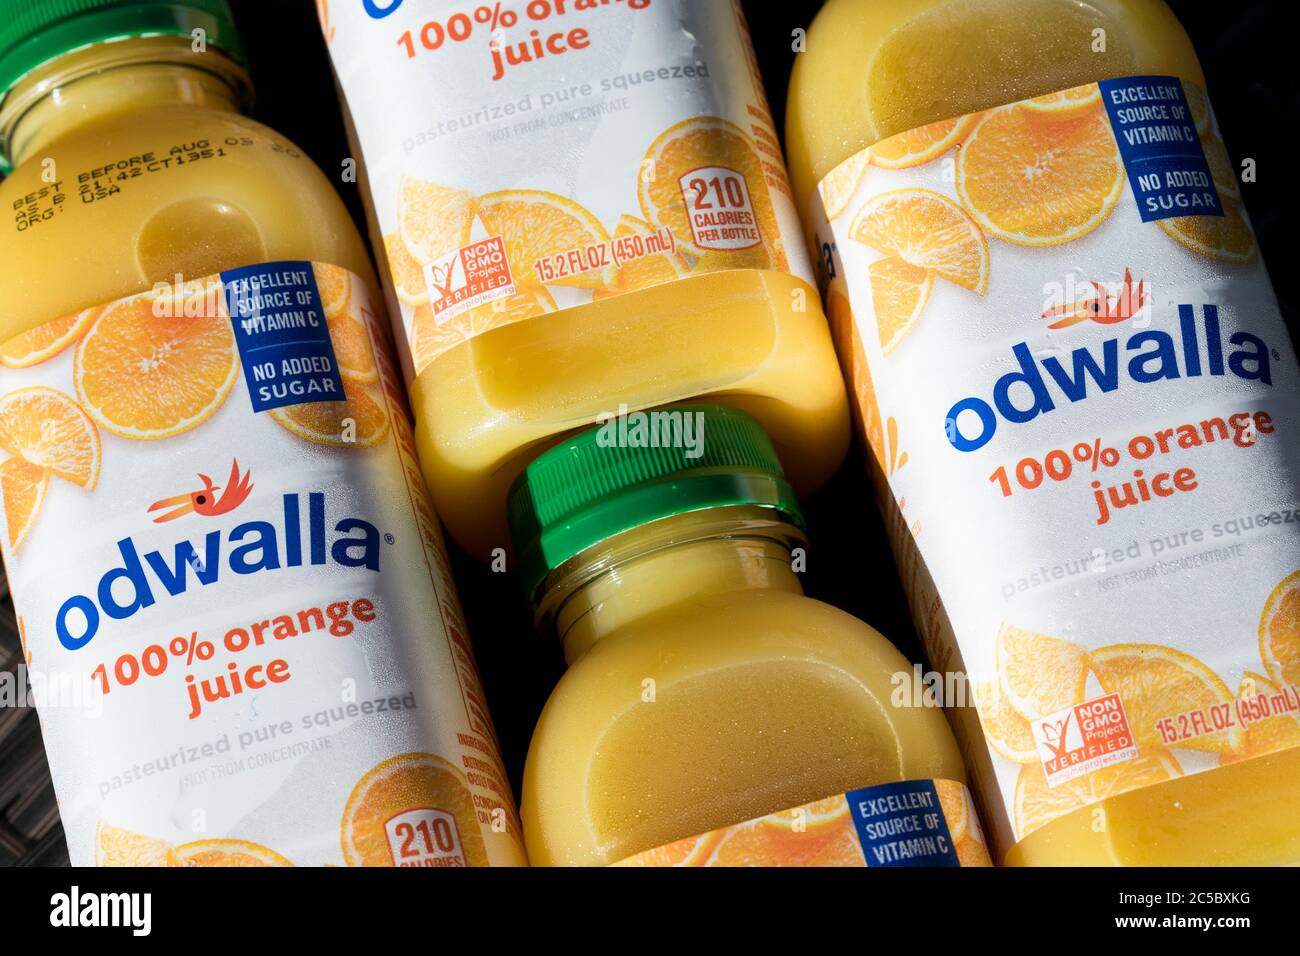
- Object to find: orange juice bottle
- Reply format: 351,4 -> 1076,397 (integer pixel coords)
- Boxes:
788,0 -> 1300,864
509,403 -> 990,866
0,0 -> 524,866
320,0 -> 849,558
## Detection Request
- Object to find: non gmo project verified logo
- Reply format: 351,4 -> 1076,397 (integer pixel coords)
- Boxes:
1032,691 -> 1139,786
423,235 -> 515,326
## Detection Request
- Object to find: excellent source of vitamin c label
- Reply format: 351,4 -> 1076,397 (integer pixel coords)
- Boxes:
814,77 -> 1300,854
0,263 -> 525,866
321,0 -> 812,379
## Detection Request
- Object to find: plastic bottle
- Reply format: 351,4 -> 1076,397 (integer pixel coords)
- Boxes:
0,0 -> 524,866
320,0 -> 849,558
510,404 -> 988,867
788,0 -> 1300,864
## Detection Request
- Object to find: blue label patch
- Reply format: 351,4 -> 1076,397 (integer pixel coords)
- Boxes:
221,261 -> 346,413
1098,75 -> 1223,222
846,779 -> 960,867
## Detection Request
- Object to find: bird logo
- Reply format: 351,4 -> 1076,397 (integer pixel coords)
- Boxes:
1041,268 -> 1149,329
148,459 -> 254,523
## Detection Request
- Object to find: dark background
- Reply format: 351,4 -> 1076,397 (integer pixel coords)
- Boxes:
0,0 -> 1292,866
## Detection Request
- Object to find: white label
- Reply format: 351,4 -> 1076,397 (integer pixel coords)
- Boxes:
0,266 -> 525,866
817,79 -> 1300,850
323,0 -> 812,376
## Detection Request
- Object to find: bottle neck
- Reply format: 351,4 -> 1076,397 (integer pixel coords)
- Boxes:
1,36 -> 249,171
538,508 -> 807,665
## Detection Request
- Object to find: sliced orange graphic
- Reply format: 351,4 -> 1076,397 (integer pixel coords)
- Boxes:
397,177 -> 477,264
596,214 -> 688,298
1023,83 -> 1101,115
341,752 -> 487,867
1013,750 -> 1181,840
759,794 -> 851,833
17,615 -> 29,666
74,295 -> 237,440
478,188 -> 613,290
384,231 -> 429,306
932,780 -> 969,843
826,288 -> 887,474
611,832 -> 722,867
94,822 -> 179,867
175,838 -> 294,866
956,102 -> 1123,245
410,286 -> 555,374
849,188 -> 988,293
818,148 -> 871,219
269,378 -> 388,448
1,457 -> 48,552
0,307 -> 97,368
870,114 -> 975,168
869,256 -> 934,353
1201,133 -> 1240,198
313,262 -> 352,318
638,116 -> 777,262
1222,672 -> 1300,765
996,624 -> 1089,719
408,305 -> 447,373
0,386 -> 101,489
147,276 -> 225,320
974,677 -> 1038,763
1089,643 -> 1241,753
704,816 -> 863,867
1182,81 -> 1211,137
458,285 -> 557,338
327,309 -> 378,384
1260,570 -> 1300,688
954,834 -> 992,867
1159,195 -> 1257,264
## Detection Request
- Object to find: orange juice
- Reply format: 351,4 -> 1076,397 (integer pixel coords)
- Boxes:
320,0 -> 849,558
0,0 -> 523,866
509,404 -> 990,867
788,0 -> 1300,864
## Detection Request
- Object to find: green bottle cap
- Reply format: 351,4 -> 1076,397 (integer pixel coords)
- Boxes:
0,0 -> 245,102
508,404 -> 805,601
